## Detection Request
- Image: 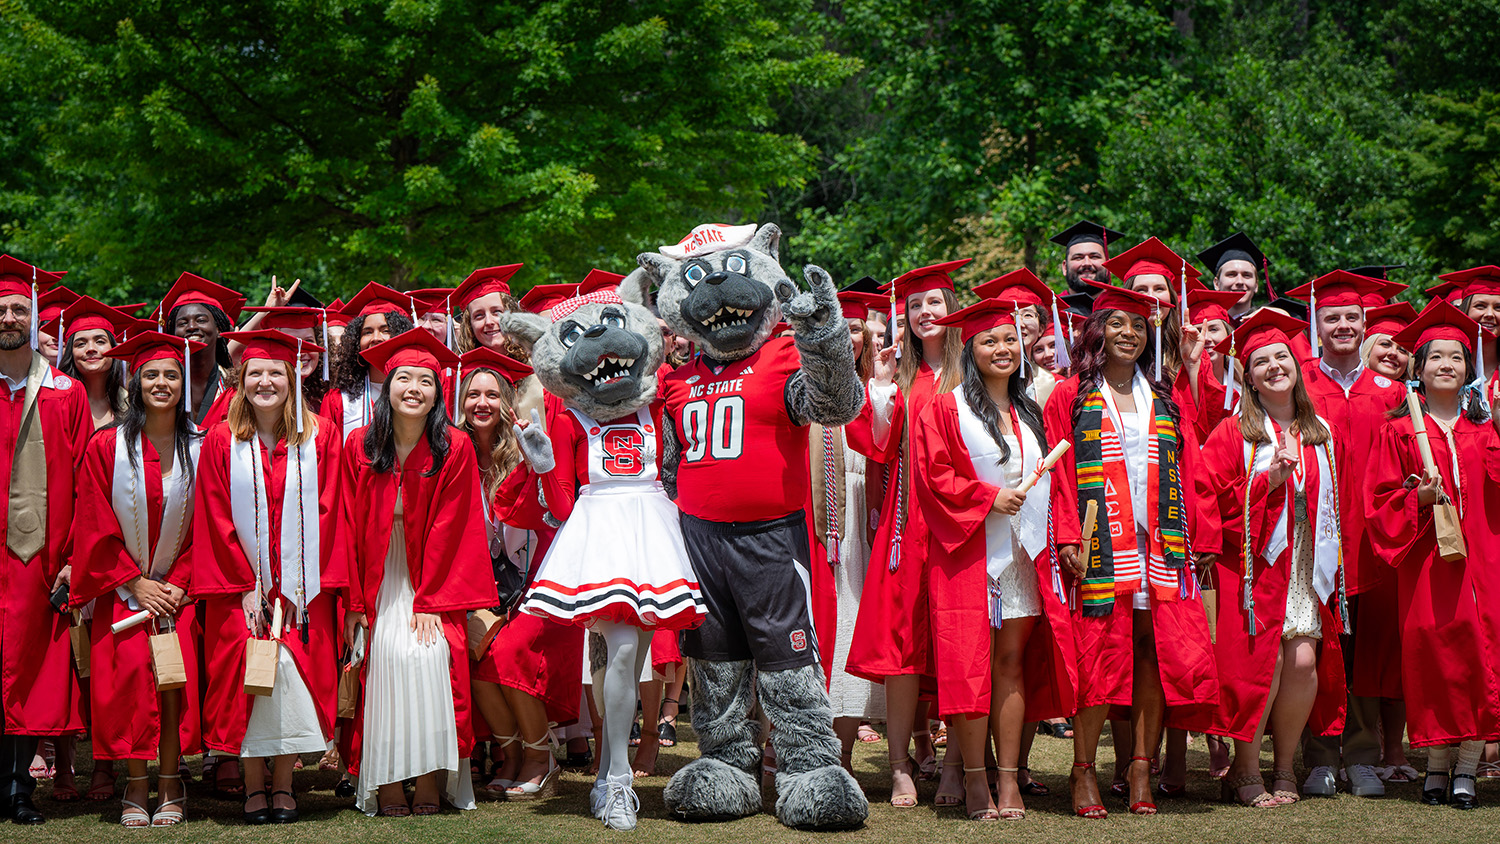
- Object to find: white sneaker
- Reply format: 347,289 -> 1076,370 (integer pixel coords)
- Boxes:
1303,765 -> 1337,796
601,774 -> 640,831
590,779 -> 608,819
1343,764 -> 1386,797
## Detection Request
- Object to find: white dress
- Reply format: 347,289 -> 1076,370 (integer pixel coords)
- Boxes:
355,492 -> 475,815
240,646 -> 327,758
826,432 -> 886,720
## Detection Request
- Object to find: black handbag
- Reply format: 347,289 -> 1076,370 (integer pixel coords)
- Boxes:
491,547 -> 528,614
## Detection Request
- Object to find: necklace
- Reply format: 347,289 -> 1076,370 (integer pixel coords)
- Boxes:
1106,375 -> 1132,391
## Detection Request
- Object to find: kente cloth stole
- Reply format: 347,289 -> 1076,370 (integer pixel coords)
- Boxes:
1074,385 -> 1188,617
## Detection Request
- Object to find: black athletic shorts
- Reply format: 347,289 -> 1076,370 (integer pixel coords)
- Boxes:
679,510 -> 818,671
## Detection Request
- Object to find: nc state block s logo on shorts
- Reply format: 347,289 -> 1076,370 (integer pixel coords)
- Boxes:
789,629 -> 808,652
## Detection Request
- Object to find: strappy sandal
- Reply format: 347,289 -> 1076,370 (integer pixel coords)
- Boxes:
1071,762 -> 1107,819
411,802 -> 440,816
1127,756 -> 1158,815
1221,773 -> 1277,807
87,767 -> 117,801
214,757 -> 244,798
505,738 -> 559,800
857,723 -> 881,743
888,755 -> 919,808
658,697 -> 679,747
150,773 -> 186,827
994,766 -> 1027,820
912,730 -> 938,780
120,775 -> 151,829
1018,766 -> 1049,796
1270,769 -> 1300,804
377,802 -> 411,817
963,766 -> 998,820
485,734 -> 520,791
318,746 -> 341,771
933,761 -> 963,808
1382,764 -> 1419,783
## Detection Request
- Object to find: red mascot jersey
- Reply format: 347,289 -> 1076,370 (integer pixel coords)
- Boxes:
661,336 -> 808,522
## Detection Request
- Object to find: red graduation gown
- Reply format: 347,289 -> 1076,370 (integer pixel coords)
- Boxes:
1195,416 -> 1346,741
808,390 -> 900,681
70,430 -> 200,758
2,366 -> 88,735
913,392 -> 1075,720
339,426 -> 498,759
846,367 -> 934,683
1042,375 -> 1218,724
1365,414 -> 1500,747
189,421 -> 344,754
471,462 -> 584,726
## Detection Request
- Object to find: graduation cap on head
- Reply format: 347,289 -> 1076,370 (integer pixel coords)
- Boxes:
883,259 -> 972,304
407,288 -> 455,316
223,328 -> 325,433
324,298 -> 351,327
454,264 -> 525,310
576,269 -> 626,295
1364,302 -> 1418,339
840,276 -> 885,296
518,283 -> 579,316
1358,279 -> 1409,310
154,272 -> 246,325
286,285 -> 324,310
837,290 -> 888,321
43,295 -> 138,367
453,344 -> 533,416
360,327 -> 461,376
343,282 -> 412,320
1060,291 -> 1095,316
106,330 -> 206,412
1197,232 -> 1277,301
1103,237 -> 1205,289
1394,298 -> 1482,355
1347,265 -> 1406,281
1049,221 -> 1127,254
243,306 -> 322,332
1433,266 -> 1500,302
1229,307 -> 1309,363
933,299 -> 1020,343
36,286 -> 79,325
0,255 -> 64,299
1186,289 -> 1245,327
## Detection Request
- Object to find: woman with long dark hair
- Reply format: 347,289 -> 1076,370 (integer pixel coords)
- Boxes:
1367,300 -> 1500,811
847,260 -> 967,808
1043,282 -> 1218,820
51,296 -> 130,430
914,300 -> 1075,821
454,347 -> 583,798
1197,310 -> 1349,807
339,329 -> 496,817
319,283 -> 416,441
190,330 -> 342,825
69,332 -> 205,827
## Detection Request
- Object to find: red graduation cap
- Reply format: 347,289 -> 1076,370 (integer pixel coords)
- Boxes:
324,298 -> 352,327
1084,279 -> 1163,321
43,295 -> 136,340
971,268 -> 1054,308
455,264 -> 524,309
1357,279 -> 1408,309
343,282 -> 412,319
105,330 -> 205,369
884,259 -> 972,305
1103,237 -> 1204,288
360,327 -> 461,375
457,346 -> 533,387
1230,307 -> 1309,362
1393,298 -> 1482,354
36,286 -> 79,324
518,283 -> 579,315
932,299 -> 1019,343
837,290 -> 888,321
222,329 -> 324,365
1434,266 -> 1500,301
576,269 -> 626,295
407,288 -> 455,316
1364,302 -> 1418,338
1281,270 -> 1389,311
1187,288 -> 1245,326
0,255 -> 64,299
243,306 -> 322,332
154,272 -> 246,324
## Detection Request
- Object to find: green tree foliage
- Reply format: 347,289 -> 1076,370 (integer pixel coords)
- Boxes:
1097,11 -> 1424,288
789,0 -> 1181,283
0,0 -> 856,299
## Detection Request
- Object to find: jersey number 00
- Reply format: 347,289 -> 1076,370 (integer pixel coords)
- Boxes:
681,396 -> 745,462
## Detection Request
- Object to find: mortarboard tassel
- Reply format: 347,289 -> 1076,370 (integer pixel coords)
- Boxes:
1264,256 -> 1277,302
29,265 -> 38,352
54,308 -> 64,368
445,294 -> 454,351
453,363 -> 462,417
321,311 -> 331,380
182,335 -> 192,414
1050,298 -> 1071,369
890,285 -> 901,360
1179,258 -> 1189,326
1309,279 -> 1318,356
1013,301 -> 1026,377
1153,301 -> 1163,381
1223,352 -> 1238,411
294,338 -> 305,434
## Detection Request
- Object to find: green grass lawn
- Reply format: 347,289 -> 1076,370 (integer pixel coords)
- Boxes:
18,722 -> 1497,843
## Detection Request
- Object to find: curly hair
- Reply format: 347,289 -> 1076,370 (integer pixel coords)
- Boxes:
330,310 -> 414,394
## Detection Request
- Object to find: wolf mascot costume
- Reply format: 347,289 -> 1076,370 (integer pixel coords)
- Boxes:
640,223 -> 869,829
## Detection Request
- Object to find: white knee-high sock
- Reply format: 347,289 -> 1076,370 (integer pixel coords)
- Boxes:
1453,741 -> 1484,797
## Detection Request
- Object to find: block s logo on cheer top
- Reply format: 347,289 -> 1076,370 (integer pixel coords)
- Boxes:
601,426 -> 647,476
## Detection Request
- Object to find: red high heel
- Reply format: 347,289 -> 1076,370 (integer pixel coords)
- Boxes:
1071,762 -> 1107,819
1128,756 -> 1158,815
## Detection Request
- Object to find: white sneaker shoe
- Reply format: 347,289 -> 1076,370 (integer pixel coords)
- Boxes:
590,779 -> 608,819
601,774 -> 640,831
1303,765 -> 1337,797
1343,764 -> 1386,797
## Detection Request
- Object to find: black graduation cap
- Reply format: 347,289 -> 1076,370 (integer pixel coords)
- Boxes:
1347,265 -> 1406,281
840,275 -> 885,296
1264,297 -> 1309,321
1197,232 -> 1267,275
1060,291 -> 1095,316
287,284 -> 325,310
1048,221 -> 1128,252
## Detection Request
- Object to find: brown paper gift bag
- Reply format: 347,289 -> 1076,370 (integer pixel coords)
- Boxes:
337,665 -> 361,719
243,638 -> 278,697
148,631 -> 188,691
466,609 -> 505,661
69,613 -> 90,679
1435,497 -> 1467,562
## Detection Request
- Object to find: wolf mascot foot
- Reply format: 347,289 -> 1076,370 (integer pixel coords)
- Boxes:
644,223 -> 869,830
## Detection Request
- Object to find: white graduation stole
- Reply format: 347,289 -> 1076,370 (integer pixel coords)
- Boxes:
229,433 -> 321,611
341,380 -> 378,440
1243,414 -> 1341,603
110,428 -> 200,610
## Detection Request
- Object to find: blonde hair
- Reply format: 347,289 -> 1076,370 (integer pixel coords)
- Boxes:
1361,332 -> 1411,380
455,367 -> 523,500
227,359 -> 316,447
1237,349 -> 1329,446
896,287 -> 963,394
851,318 -> 874,382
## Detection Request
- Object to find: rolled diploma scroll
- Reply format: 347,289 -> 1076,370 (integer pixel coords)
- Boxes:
1015,440 -> 1073,495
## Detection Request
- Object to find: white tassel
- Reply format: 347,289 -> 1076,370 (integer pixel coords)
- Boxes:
445,294 -> 454,350
1477,324 -> 1491,413
321,311 -> 331,380
1179,258 -> 1189,326
295,338 -> 305,434
1223,356 -> 1237,411
454,363 -> 462,417
1014,301 -> 1026,377
1309,283 -> 1319,356
1050,298 -> 1071,369
182,335 -> 192,414
1154,304 -> 1163,382
29,265 -> 38,352
54,309 -> 64,367
890,296 -> 901,359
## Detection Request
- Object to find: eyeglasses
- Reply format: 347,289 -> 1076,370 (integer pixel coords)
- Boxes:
0,305 -> 32,318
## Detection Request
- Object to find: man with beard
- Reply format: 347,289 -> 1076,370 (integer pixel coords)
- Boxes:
153,273 -> 246,428
0,256 -> 91,824
1283,270 -> 1405,801
1049,221 -> 1125,296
